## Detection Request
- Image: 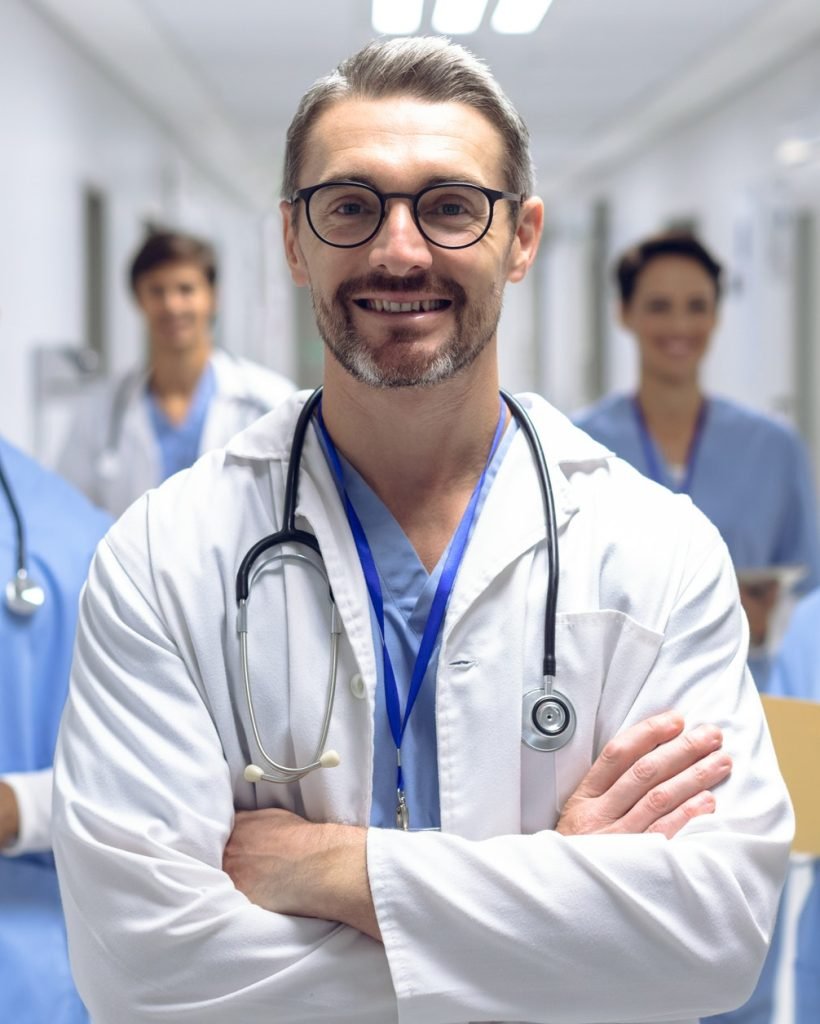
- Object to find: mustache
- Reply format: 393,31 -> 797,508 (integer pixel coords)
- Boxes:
336,273 -> 465,304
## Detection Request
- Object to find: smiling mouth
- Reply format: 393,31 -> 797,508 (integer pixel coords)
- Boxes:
354,298 -> 451,313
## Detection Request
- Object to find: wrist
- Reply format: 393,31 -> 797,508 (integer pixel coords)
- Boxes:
313,824 -> 380,940
0,782 -> 20,849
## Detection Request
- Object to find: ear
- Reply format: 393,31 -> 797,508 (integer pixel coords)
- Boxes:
506,197 -> 544,284
280,200 -> 310,287
617,301 -> 631,331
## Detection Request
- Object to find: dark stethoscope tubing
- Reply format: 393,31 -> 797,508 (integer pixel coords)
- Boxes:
0,453 -> 45,617
236,386 -> 573,783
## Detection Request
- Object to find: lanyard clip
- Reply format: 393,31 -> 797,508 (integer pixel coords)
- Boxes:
396,789 -> 410,831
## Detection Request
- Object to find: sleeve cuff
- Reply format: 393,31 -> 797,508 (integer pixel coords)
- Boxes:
1,769 -> 53,855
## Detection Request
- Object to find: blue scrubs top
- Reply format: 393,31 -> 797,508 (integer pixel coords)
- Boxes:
768,587 -> 820,1023
0,439 -> 111,1024
146,361 -> 216,480
574,394 -> 820,585
319,422 -> 516,830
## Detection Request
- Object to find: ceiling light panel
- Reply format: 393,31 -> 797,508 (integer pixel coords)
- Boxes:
372,0 -> 424,35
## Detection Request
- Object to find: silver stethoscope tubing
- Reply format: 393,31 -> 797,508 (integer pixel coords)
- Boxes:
235,387 -> 575,787
0,454 -> 45,617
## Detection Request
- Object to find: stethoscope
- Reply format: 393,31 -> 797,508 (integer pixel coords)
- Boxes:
0,454 -> 45,617
236,387 -> 575,787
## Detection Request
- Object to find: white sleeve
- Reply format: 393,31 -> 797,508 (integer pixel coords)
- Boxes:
0,769 -> 53,854
53,536 -> 398,1024
367,534 -> 793,1024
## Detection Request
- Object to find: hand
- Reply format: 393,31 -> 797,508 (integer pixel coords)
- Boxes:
556,712 -> 732,839
739,580 -> 780,647
0,782 -> 20,849
223,808 -> 381,941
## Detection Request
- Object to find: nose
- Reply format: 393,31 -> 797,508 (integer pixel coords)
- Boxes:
367,198 -> 433,277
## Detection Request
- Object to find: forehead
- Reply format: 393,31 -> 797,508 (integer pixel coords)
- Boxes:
636,255 -> 715,293
300,97 -> 506,189
136,260 -> 211,288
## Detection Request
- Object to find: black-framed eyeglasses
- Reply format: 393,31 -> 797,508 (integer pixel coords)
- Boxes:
291,180 -> 524,250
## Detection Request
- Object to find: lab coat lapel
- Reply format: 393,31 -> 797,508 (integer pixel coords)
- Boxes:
434,398 -> 582,839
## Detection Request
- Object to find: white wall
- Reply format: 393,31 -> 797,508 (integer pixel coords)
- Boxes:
0,0 -> 295,457
542,33 -> 820,479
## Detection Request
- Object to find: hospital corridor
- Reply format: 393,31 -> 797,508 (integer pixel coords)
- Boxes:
3,1 -> 820,1022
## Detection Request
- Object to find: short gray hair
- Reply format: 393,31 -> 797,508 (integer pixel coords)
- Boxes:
281,36 -> 535,200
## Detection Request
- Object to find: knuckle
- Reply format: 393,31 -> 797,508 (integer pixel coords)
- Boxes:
600,737 -> 625,765
645,785 -> 670,815
630,755 -> 658,784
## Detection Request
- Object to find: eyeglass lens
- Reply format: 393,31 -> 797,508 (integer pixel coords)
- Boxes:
307,184 -> 493,247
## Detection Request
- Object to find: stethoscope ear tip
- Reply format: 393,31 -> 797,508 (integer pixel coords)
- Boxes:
244,764 -> 265,784
319,749 -> 341,768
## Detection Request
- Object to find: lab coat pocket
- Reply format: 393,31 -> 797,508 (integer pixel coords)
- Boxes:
521,610 -> 664,832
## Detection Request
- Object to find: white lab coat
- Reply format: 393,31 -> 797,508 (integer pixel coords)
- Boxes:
53,391 -> 792,1024
56,348 -> 295,516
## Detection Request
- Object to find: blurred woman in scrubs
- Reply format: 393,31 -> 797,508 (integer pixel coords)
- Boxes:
1,438 -> 110,1022
574,232 -> 820,688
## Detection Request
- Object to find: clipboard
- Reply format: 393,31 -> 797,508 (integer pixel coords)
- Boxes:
761,694 -> 820,855
737,564 -> 807,655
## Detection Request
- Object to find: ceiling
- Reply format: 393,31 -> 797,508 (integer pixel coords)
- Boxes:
30,0 -> 820,206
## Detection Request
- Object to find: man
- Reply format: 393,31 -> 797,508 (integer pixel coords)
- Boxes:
1,437 -> 110,1022
57,230 -> 296,516
53,38 -> 791,1024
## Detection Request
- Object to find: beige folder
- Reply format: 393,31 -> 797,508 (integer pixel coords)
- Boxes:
761,695 -> 820,856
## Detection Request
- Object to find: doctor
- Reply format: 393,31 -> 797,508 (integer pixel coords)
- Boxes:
53,37 -> 791,1024
1,436 -> 110,1022
57,230 -> 295,517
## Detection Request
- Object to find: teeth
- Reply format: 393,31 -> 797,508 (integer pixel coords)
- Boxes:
365,299 -> 446,313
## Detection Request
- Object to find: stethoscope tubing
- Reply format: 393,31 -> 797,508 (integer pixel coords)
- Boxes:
0,453 -> 26,576
499,390 -> 559,682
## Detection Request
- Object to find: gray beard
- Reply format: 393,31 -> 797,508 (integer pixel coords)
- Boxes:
311,272 -> 503,389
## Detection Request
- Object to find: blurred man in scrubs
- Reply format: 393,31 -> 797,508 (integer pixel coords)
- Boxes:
574,232 -> 820,689
766,586 -> 820,1022
1,436 -> 110,1022
57,230 -> 295,517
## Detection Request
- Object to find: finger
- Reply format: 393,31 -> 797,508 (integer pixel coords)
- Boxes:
600,723 -> 724,818
576,712 -> 686,799
645,790 -> 718,839
619,750 -> 732,834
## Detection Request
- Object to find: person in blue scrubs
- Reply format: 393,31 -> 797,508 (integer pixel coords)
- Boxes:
574,232 -> 820,689
767,587 -> 820,1023
575,231 -> 820,1024
0,437 -> 111,1023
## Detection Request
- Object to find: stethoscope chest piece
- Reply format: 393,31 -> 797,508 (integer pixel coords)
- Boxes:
522,687 -> 576,752
5,569 -> 45,617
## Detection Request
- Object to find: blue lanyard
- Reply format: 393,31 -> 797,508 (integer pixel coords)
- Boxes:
631,396 -> 708,495
317,397 -> 506,829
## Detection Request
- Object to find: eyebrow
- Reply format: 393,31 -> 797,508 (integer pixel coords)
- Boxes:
314,172 -> 483,191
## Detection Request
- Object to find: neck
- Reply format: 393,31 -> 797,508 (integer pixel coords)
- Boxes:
637,374 -> 703,430
149,340 -> 212,399
320,350 -> 505,570
637,373 -> 704,463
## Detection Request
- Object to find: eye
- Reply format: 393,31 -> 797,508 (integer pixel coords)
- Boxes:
420,189 -> 481,221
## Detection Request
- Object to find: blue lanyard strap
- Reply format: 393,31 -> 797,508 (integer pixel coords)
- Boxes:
317,397 -> 506,824
631,395 -> 708,494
